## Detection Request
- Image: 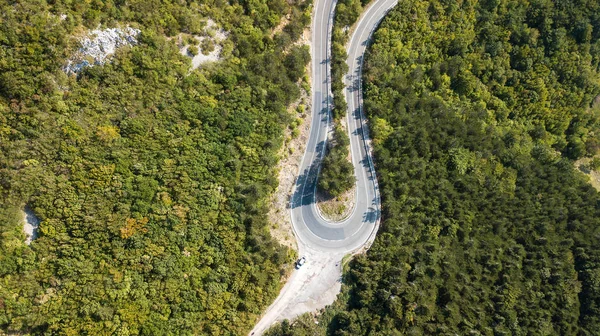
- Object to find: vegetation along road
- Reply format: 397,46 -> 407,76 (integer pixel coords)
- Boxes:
250,0 -> 397,333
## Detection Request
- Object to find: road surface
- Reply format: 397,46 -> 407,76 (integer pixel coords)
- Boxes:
250,0 -> 397,333
291,0 -> 397,253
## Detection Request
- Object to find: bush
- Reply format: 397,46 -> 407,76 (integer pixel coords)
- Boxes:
200,38 -> 215,55
187,44 -> 198,56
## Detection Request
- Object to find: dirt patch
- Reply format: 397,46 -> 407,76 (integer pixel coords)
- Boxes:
176,19 -> 228,71
296,21 -> 312,47
316,184 -> 355,221
270,14 -> 291,38
575,157 -> 600,191
250,247 -> 345,336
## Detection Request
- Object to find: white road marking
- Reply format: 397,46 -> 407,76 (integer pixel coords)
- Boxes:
250,0 -> 397,334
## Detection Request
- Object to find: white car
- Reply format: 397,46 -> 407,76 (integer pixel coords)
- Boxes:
295,256 -> 306,269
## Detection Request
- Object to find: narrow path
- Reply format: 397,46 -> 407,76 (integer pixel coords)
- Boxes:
250,0 -> 396,334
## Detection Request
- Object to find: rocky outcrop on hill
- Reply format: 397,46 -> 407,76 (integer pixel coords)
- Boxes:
65,27 -> 140,74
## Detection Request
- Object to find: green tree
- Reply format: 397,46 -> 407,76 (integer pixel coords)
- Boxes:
318,126 -> 355,197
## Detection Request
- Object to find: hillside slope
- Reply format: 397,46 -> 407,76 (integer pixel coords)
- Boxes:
0,0 -> 312,334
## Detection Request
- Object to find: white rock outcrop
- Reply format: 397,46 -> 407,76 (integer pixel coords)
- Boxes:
65,27 -> 140,74
23,206 -> 40,245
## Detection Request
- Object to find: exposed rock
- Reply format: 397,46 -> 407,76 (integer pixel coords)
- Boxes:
180,37 -> 223,70
22,206 -> 40,245
179,19 -> 228,71
65,26 -> 140,74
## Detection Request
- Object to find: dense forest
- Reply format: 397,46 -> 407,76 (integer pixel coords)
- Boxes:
267,0 -> 600,334
0,0 -> 312,334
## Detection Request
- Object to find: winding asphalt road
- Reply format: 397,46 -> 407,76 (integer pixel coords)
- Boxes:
290,0 -> 397,252
249,0 -> 396,334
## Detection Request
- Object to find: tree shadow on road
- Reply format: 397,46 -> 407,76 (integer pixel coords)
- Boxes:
290,140 -> 326,209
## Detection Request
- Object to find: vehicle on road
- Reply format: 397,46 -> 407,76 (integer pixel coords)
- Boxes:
295,256 -> 306,269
